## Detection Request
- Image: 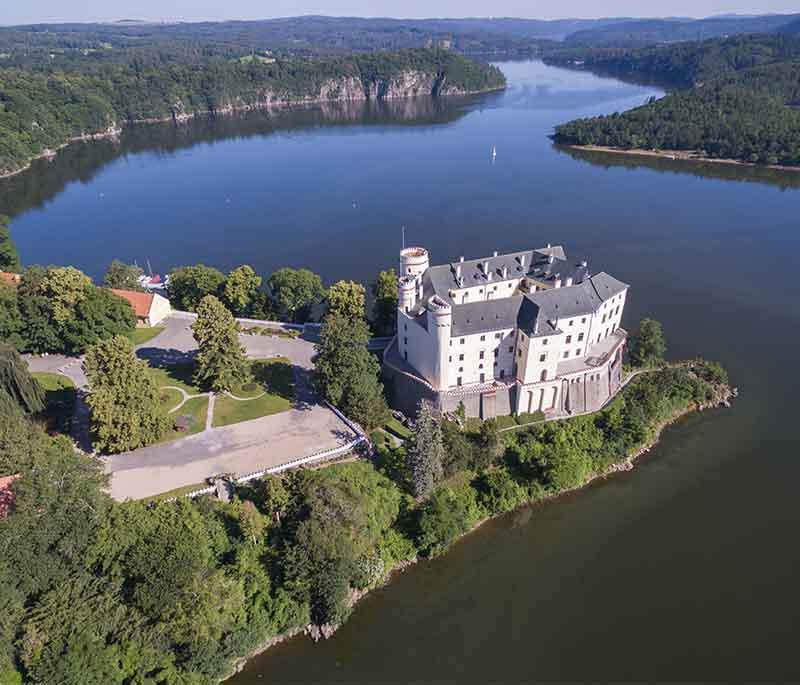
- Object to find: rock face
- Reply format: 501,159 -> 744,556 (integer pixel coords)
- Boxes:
156,70 -> 483,124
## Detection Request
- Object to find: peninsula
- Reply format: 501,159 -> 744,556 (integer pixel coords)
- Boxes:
548,34 -> 800,168
0,233 -> 733,684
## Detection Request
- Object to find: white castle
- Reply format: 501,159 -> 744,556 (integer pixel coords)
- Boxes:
383,244 -> 629,419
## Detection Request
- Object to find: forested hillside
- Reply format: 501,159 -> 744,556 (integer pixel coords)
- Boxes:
551,34 -> 800,167
0,49 -> 504,177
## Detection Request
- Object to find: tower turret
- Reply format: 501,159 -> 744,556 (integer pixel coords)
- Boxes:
399,246 -> 430,279
426,294 -> 452,389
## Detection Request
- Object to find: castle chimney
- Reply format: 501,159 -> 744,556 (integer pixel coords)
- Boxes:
493,250 -> 498,257
554,278 -> 562,289
548,255 -> 554,265
565,277 -> 573,287
520,254 -> 526,267
483,260 -> 489,274
455,264 -> 461,278
502,266 -> 508,279
488,272 -> 493,282
459,256 -> 465,263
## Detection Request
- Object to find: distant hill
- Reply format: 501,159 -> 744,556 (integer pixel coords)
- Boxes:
552,33 -> 800,167
563,13 -> 800,47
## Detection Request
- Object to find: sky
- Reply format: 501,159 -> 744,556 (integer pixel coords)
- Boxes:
1,0 -> 798,26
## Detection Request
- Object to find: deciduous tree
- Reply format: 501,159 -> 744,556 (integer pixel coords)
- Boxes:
268,268 -> 325,323
191,295 -> 249,392
629,318 -> 667,367
0,216 -> 21,273
313,313 -> 388,430
37,266 -> 92,323
326,280 -> 365,321
168,264 -> 225,312
371,269 -> 397,336
83,336 -> 170,453
103,259 -> 144,290
223,265 -> 262,316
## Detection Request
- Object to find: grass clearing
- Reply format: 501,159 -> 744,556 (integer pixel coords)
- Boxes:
147,364 -> 202,395
384,417 -> 412,440
158,396 -> 209,443
127,326 -> 165,346
240,325 -> 301,340
213,358 -> 294,427
159,387 -> 185,413
32,372 -> 76,434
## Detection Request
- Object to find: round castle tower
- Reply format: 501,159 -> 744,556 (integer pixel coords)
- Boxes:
399,246 -> 430,279
427,294 -> 452,390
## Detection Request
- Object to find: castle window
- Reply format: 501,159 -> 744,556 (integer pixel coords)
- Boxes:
539,354 -> 546,362
459,354 -> 464,361
449,356 -> 452,362
480,335 -> 485,342
404,337 -> 408,345
457,376 -> 462,386
479,363 -> 484,370
542,338 -> 548,346
459,367 -> 463,373
494,349 -> 499,358
563,350 -> 570,359
518,349 -> 522,357
569,319 -> 574,326
480,373 -> 485,383
566,335 -> 572,344
581,317 -> 586,324
404,323 -> 407,331
540,370 -> 548,381
508,346 -> 513,353
578,332 -> 584,342
495,333 -> 501,339
500,369 -> 505,379
460,338 -> 465,345
576,349 -> 582,356
479,351 -> 485,360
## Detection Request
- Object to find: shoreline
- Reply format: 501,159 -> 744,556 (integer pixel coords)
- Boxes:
0,85 -> 505,181
565,144 -> 800,173
223,376 -> 733,681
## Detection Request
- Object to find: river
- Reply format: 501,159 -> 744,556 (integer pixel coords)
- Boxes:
4,59 -> 800,681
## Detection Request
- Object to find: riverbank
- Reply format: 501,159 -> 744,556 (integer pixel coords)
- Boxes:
224,362 -> 734,682
564,144 -> 800,173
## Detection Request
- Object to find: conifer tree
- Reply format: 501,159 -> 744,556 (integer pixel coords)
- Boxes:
0,343 -> 44,415
406,401 -> 445,498
192,294 -> 249,392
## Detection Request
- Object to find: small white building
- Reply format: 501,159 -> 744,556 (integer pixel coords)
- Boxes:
383,245 -> 629,419
111,289 -> 172,327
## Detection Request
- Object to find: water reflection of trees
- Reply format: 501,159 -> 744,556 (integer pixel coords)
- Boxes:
554,144 -> 800,191
0,95 -> 478,217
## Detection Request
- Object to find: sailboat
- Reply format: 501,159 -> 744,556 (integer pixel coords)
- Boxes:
491,145 -> 497,161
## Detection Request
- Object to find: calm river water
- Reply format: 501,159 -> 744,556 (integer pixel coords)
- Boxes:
4,59 -> 800,681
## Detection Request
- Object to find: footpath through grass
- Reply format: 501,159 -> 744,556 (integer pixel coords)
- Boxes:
213,358 -> 294,428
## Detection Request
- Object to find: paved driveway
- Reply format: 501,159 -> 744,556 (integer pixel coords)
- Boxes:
138,314 -> 317,369
104,399 -> 356,501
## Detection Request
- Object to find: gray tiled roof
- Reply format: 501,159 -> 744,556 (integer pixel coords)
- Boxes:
427,245 -> 589,304
451,296 -> 524,337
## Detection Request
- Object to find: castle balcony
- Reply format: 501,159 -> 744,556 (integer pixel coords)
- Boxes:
556,328 -> 626,379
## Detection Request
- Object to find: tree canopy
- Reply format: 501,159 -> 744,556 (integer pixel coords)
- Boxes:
0,217 -> 21,273
83,336 -> 170,453
371,269 -> 398,336
191,294 -> 249,393
223,265 -> 262,317
167,264 -> 226,312
102,260 -> 143,291
268,268 -> 325,323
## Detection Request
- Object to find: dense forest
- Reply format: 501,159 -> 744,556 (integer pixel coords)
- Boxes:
551,34 -> 800,167
0,48 -> 504,177
0,320 -> 730,683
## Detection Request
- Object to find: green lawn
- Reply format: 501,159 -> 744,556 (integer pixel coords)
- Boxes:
212,358 -> 294,427
127,326 -> 165,346
240,325 -> 300,340
32,372 -> 76,434
158,396 -> 209,443
384,417 -> 412,441
159,387 -> 185,413
147,364 -> 202,395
